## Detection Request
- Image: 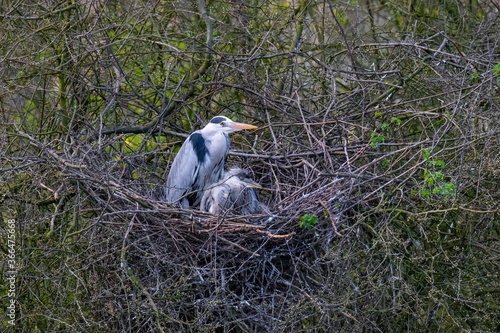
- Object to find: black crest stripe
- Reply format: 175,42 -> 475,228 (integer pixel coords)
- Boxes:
189,132 -> 208,163
209,116 -> 226,124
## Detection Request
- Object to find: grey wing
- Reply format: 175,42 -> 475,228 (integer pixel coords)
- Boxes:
200,185 -> 230,215
189,132 -> 228,206
165,137 -> 199,206
199,188 -> 213,213
198,132 -> 229,193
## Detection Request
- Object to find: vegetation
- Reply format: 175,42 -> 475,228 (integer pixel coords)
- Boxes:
1,0 -> 499,331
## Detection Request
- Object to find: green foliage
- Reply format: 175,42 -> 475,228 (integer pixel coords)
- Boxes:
470,71 -> 480,83
432,182 -> 455,195
421,148 -> 455,198
493,63 -> 500,83
390,117 -> 401,126
381,123 -> 390,132
332,9 -> 348,26
420,188 -> 431,199
422,147 -> 431,160
492,63 -> 500,75
299,214 -> 318,230
429,159 -> 445,168
381,159 -> 390,169
124,134 -> 143,152
370,132 -> 385,148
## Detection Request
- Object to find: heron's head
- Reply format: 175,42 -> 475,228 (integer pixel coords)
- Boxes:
203,116 -> 257,134
225,168 -> 262,189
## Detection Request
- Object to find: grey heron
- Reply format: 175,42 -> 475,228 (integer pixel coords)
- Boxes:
165,116 -> 257,208
200,167 -> 269,215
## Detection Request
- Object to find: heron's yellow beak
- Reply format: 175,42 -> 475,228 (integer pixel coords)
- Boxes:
247,183 -> 262,189
227,122 -> 257,130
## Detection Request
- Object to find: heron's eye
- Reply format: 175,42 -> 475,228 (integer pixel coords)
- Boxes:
220,122 -> 224,126
239,176 -> 243,180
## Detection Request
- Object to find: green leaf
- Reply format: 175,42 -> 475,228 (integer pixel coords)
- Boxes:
124,134 -> 143,152
391,117 -> 401,126
471,71 -> 480,82
370,132 -> 384,148
382,159 -> 390,169
434,171 -> 444,182
300,214 -> 318,230
445,182 -> 455,195
422,147 -> 431,160
420,188 -> 431,199
492,63 -> 500,75
434,160 -> 445,168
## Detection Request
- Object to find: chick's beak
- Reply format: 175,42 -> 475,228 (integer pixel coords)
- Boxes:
247,183 -> 262,189
227,122 -> 257,130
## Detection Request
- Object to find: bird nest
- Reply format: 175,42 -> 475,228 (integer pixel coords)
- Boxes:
6,126 -> 353,331
104,158 -> 348,332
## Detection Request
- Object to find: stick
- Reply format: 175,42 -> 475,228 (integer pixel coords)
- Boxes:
320,201 -> 343,237
255,229 -> 294,239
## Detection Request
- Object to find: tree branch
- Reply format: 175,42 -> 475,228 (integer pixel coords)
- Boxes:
99,0 -> 214,136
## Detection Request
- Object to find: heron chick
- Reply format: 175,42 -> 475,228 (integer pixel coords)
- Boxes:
165,116 -> 257,208
200,168 -> 269,215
